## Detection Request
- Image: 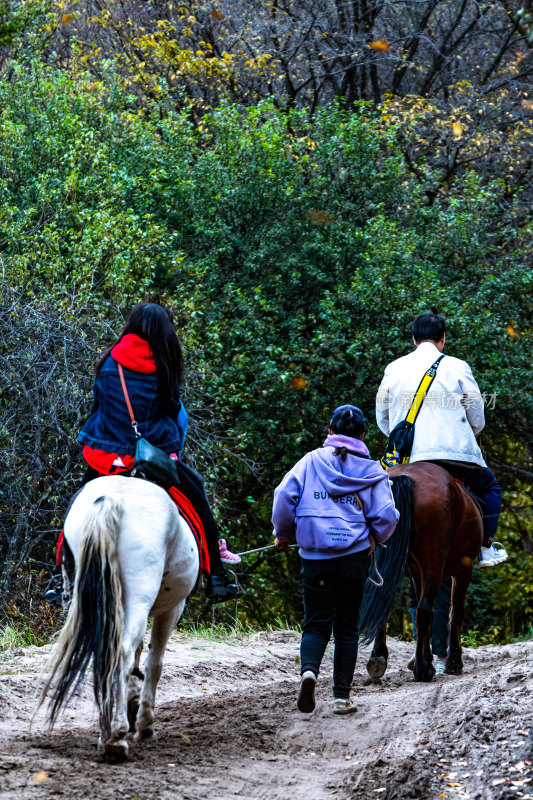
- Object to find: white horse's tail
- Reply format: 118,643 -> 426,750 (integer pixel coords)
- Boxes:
38,495 -> 124,738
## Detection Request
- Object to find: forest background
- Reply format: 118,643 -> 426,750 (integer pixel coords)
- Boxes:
0,0 -> 531,643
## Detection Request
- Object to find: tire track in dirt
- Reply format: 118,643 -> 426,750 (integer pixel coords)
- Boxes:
0,634 -> 532,800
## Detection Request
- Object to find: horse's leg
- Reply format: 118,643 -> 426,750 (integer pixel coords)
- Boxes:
102,614 -> 147,762
413,576 -> 440,682
446,568 -> 471,675
366,619 -> 388,681
135,602 -> 184,742
127,641 -> 144,732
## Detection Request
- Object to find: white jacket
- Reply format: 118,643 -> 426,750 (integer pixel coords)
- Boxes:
376,342 -> 486,467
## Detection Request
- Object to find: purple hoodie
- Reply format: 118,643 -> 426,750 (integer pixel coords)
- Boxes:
272,434 -> 399,559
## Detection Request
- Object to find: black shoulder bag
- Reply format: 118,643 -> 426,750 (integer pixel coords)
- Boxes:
380,355 -> 445,469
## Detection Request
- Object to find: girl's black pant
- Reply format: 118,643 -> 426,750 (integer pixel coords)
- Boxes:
300,550 -> 370,699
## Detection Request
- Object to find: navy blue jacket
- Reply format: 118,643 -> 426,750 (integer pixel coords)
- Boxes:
77,355 -> 188,455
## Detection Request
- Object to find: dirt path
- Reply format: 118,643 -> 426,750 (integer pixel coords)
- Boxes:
0,633 -> 532,800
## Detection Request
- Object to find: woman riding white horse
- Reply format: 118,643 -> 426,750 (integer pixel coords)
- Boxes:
57,302 -> 241,602
39,302 -> 242,759
39,475 -> 199,761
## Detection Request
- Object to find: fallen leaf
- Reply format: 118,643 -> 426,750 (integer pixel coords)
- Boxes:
369,40 -> 388,51
32,772 -> 48,785
180,733 -> 191,744
211,9 -> 224,20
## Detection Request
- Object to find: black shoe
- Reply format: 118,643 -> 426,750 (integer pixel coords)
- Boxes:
44,588 -> 63,606
206,572 -> 245,603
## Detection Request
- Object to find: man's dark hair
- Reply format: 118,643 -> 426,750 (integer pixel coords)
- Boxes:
412,312 -> 446,344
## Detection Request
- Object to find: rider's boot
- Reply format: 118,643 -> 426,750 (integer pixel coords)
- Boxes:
44,586 -> 63,605
206,570 -> 244,602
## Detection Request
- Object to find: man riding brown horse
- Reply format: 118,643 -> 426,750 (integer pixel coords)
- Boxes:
376,311 -> 507,568
358,312 -> 508,682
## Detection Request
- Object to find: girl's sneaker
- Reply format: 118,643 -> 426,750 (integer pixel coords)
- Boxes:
333,698 -> 357,715
297,671 -> 317,713
219,539 -> 241,565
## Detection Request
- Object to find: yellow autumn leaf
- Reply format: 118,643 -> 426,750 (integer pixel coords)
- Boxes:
61,13 -> 73,23
452,123 -> 463,138
32,771 -> 48,785
506,325 -> 517,338
369,40 -> 388,52
290,376 -> 308,390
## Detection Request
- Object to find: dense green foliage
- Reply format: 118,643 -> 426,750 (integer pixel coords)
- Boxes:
0,59 -> 531,637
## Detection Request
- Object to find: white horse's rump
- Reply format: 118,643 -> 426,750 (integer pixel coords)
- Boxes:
38,476 -> 199,761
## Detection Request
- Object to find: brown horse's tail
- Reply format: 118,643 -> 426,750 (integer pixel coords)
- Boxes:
359,475 -> 413,644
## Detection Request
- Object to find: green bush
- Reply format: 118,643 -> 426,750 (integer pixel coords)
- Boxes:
0,62 -> 530,633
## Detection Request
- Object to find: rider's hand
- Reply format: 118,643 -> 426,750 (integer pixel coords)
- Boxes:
274,538 -> 289,551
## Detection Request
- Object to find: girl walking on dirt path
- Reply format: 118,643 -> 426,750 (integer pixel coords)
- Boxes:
272,405 -> 399,715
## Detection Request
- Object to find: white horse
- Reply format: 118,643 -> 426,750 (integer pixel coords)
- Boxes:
38,475 -> 199,762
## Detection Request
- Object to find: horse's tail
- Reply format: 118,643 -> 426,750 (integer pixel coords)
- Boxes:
38,495 -> 124,738
358,475 -> 414,644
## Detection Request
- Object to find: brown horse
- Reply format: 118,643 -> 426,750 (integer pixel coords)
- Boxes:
358,462 -> 483,682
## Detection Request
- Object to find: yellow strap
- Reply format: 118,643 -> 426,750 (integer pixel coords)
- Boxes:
353,491 -> 363,510
405,371 -> 436,424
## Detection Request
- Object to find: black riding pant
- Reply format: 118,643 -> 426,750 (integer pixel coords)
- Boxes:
300,551 -> 370,699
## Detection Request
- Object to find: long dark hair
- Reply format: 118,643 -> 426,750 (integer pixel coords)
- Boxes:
97,303 -> 184,408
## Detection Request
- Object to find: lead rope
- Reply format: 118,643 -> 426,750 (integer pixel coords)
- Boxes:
235,543 -> 385,587
367,548 -> 384,587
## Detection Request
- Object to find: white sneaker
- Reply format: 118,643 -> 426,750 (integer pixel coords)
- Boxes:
479,542 -> 509,568
492,542 -> 509,563
333,698 -> 357,715
434,657 -> 446,676
297,671 -> 316,713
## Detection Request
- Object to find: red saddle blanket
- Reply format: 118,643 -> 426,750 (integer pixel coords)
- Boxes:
56,483 -> 210,577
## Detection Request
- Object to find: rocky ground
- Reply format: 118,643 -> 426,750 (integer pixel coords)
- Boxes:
0,632 -> 531,800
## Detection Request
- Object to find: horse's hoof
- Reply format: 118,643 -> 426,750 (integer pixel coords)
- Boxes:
103,741 -> 128,763
413,666 -> 435,683
367,656 -> 387,682
135,727 -> 157,742
445,662 -> 463,675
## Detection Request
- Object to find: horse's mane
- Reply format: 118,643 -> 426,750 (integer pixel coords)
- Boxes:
358,475 -> 414,644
